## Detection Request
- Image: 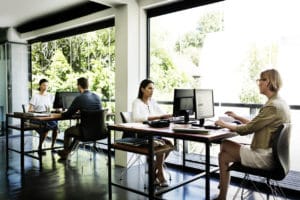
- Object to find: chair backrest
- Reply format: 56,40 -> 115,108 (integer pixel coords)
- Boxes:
271,123 -> 291,180
120,111 -> 132,123
79,109 -> 108,142
120,111 -> 136,138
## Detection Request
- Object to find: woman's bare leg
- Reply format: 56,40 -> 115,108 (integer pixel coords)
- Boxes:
217,140 -> 241,200
38,132 -> 49,155
155,153 -> 166,182
51,129 -> 58,149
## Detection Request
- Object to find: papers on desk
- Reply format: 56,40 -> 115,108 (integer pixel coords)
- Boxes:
119,123 -> 148,128
172,125 -> 209,134
14,112 -> 51,117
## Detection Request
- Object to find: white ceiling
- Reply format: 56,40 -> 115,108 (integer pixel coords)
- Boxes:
0,0 -> 99,28
0,0 -> 177,30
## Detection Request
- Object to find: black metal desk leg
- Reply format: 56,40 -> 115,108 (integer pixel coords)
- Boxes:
183,140 -> 187,168
108,129 -> 112,200
6,115 -> 9,172
20,118 -> 25,174
205,142 -> 210,200
148,136 -> 155,199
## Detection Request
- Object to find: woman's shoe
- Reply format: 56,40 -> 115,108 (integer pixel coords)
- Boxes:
159,180 -> 169,187
154,178 -> 160,185
154,178 -> 169,187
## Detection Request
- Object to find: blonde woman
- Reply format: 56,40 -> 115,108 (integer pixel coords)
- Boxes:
214,69 -> 291,200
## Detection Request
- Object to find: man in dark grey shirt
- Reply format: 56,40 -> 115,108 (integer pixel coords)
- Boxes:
58,77 -> 102,160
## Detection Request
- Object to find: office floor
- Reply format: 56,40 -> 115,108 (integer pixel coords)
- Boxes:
0,135 -> 297,200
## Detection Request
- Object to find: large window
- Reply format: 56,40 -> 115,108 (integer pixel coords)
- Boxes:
149,0 -> 300,171
31,27 -> 115,112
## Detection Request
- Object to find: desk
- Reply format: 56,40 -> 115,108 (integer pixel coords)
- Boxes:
5,113 -> 78,173
107,123 -> 237,200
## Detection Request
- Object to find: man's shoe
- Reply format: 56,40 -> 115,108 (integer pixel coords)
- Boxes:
57,150 -> 69,160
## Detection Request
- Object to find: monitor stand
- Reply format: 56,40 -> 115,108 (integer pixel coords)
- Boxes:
173,110 -> 191,124
191,119 -> 205,127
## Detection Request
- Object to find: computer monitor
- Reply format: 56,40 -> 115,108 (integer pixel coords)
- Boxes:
194,89 -> 214,127
62,92 -> 80,109
53,92 -> 80,110
173,89 -> 195,123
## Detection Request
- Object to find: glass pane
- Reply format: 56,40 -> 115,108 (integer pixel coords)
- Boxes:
150,0 -> 300,171
31,27 -> 115,112
31,27 -> 116,133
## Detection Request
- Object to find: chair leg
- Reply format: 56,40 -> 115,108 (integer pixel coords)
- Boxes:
119,154 -> 143,180
233,173 -> 271,200
68,140 -> 80,159
92,142 -> 108,164
266,179 -> 286,200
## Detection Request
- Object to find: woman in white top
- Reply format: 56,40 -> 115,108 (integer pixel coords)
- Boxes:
29,79 -> 58,155
132,79 -> 173,187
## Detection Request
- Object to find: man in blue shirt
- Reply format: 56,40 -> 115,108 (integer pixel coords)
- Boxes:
58,77 -> 102,160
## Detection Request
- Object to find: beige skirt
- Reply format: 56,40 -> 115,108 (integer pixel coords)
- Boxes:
240,145 -> 273,169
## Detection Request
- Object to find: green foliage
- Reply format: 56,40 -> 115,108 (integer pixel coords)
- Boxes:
196,12 -> 224,34
175,11 -> 224,51
173,11 -> 224,70
31,27 -> 116,112
239,43 -> 278,103
150,47 -> 189,100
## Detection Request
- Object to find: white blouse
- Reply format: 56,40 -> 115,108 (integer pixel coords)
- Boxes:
29,93 -> 54,112
132,98 -> 165,122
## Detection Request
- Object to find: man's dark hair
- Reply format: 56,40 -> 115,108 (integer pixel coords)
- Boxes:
77,77 -> 89,89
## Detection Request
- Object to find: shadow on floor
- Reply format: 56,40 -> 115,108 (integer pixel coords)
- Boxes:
0,136 -> 298,200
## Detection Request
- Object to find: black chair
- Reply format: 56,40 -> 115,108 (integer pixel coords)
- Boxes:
120,111 -> 136,138
229,123 -> 291,199
69,109 -> 108,161
119,111 -> 145,181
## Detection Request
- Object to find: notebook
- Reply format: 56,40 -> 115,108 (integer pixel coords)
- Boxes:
14,112 -> 51,117
115,137 -> 148,146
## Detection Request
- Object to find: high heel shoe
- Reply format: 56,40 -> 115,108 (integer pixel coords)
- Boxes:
154,177 -> 169,187
159,180 -> 169,187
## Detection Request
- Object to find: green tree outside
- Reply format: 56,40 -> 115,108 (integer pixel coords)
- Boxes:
31,27 -> 115,111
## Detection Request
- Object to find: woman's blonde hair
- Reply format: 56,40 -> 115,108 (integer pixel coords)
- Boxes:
260,69 -> 282,92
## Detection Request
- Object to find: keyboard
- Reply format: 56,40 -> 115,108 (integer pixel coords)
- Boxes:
203,125 -> 222,130
171,119 -> 197,124
172,127 -> 209,134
